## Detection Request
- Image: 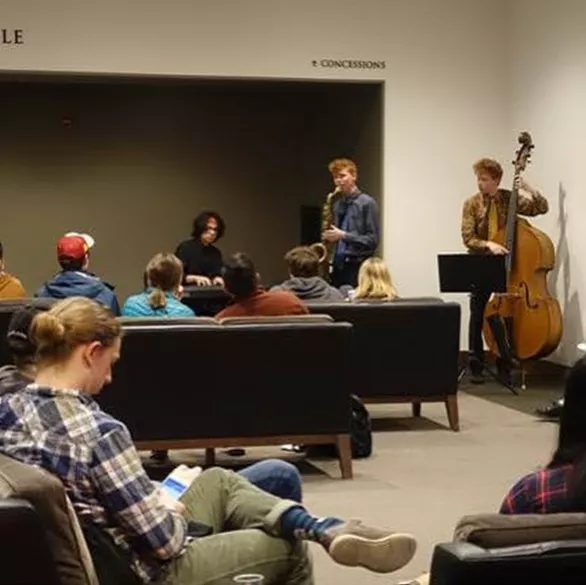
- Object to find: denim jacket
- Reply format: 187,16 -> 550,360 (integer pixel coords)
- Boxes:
333,191 -> 380,260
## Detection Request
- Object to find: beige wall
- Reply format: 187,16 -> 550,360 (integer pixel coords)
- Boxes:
0,0 -> 511,347
508,0 -> 586,365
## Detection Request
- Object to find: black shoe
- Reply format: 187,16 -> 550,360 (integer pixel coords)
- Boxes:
223,448 -> 246,457
468,358 -> 485,384
536,398 -> 564,419
150,450 -> 170,463
496,358 -> 514,387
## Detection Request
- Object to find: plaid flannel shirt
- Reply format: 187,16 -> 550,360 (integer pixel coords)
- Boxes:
0,384 -> 187,583
500,464 -> 573,514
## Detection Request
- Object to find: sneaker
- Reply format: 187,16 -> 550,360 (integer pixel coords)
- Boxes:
321,519 -> 417,573
536,398 -> 564,419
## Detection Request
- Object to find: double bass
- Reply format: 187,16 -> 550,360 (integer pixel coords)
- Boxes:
483,132 -> 563,363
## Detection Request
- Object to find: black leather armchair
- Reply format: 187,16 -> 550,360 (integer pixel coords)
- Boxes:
0,499 -> 62,585
430,539 -> 586,584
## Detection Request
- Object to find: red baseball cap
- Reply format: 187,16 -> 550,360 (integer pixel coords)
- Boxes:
57,235 -> 89,261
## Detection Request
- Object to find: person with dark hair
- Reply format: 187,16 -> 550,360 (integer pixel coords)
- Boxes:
35,233 -> 120,315
0,241 -> 26,299
501,356 -> 586,514
397,357 -> 586,585
175,211 -> 226,287
272,246 -> 344,302
216,252 -> 308,319
122,253 -> 195,317
0,305 -> 42,395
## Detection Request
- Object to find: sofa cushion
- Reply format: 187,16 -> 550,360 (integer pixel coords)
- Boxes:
455,513 -> 586,548
119,316 -> 218,327
0,453 -> 97,585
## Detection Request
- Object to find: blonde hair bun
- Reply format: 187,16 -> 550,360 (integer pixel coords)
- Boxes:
31,312 -> 66,347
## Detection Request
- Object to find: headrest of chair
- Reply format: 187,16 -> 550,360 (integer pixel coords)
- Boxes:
218,314 -> 334,325
455,513 -> 586,549
0,298 -> 57,313
119,316 -> 218,328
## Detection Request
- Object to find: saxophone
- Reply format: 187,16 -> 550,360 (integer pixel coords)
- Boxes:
310,187 -> 340,277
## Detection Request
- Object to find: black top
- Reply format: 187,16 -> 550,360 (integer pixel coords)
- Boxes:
175,239 -> 223,279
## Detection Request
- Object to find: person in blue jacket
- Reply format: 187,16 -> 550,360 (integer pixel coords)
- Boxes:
36,232 -> 120,315
122,253 -> 195,318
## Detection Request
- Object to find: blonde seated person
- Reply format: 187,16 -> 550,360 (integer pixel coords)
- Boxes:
122,253 -> 195,318
343,257 -> 398,302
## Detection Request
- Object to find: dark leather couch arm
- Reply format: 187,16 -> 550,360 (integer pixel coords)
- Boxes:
0,498 -> 61,585
430,540 -> 586,585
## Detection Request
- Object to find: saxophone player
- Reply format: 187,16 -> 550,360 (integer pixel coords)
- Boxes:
322,158 -> 380,287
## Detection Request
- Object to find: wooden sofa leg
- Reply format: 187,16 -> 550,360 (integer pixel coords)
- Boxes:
205,448 -> 216,467
445,395 -> 460,432
412,402 -> 422,417
336,435 -> 353,479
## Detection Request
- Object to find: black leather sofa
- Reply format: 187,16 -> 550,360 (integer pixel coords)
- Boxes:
99,319 -> 355,478
429,539 -> 586,584
428,512 -> 586,584
306,299 -> 461,430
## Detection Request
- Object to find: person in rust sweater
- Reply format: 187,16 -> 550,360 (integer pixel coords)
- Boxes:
0,241 -> 26,299
216,252 -> 309,319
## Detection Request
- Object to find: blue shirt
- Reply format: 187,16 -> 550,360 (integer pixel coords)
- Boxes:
333,191 -> 380,261
121,290 -> 195,318
36,270 -> 120,316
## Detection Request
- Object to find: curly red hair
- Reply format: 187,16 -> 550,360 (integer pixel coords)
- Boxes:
473,158 -> 503,182
328,158 -> 357,176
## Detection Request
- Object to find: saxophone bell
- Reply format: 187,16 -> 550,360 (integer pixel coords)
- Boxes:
309,242 -> 328,263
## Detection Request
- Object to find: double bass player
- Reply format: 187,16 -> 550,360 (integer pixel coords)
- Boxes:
461,157 -> 549,385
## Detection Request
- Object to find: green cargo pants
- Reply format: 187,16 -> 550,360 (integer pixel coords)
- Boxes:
157,467 -> 314,585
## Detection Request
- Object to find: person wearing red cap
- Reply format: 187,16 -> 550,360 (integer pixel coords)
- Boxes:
35,233 -> 120,315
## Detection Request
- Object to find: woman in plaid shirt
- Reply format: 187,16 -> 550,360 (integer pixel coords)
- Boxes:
501,357 -> 586,515
0,296 -> 416,584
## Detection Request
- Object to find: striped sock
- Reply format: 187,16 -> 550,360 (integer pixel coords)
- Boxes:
280,506 -> 343,541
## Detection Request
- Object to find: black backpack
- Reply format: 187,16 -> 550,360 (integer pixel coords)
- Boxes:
308,394 -> 372,459
349,394 -> 372,458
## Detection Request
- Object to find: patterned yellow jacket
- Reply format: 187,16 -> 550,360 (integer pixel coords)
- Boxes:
461,188 -> 548,252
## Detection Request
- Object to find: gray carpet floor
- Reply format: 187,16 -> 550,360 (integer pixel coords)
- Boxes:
461,367 -> 564,416
143,375 -> 565,584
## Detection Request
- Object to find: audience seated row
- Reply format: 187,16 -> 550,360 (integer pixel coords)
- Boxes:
0,231 -> 402,321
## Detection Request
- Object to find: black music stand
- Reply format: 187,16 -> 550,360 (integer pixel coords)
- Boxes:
437,253 -> 518,395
